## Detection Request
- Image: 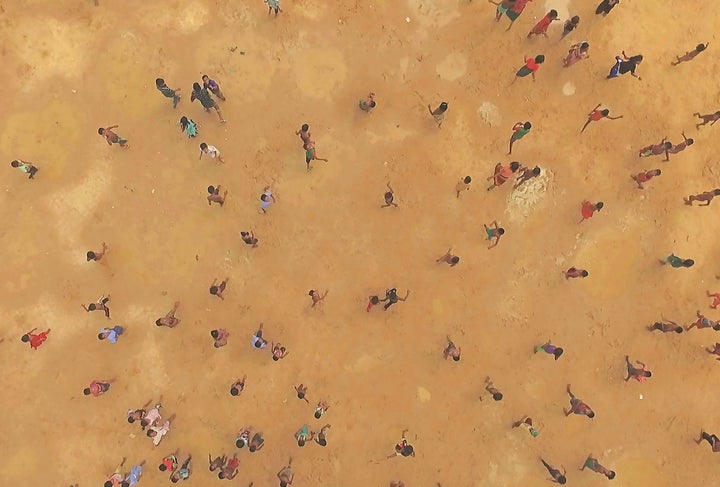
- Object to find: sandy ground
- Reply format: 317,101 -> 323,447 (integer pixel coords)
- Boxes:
2,0 -> 720,485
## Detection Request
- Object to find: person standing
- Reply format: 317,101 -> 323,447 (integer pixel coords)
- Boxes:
381,288 -> 410,311
508,122 -> 532,153
563,41 -> 590,67
684,189 -> 720,206
581,104 -> 623,133
513,166 -> 541,189
202,75 -> 226,101
564,385 -> 595,418
484,221 -> 505,249
512,56 -> 544,84
607,51 -> 643,80
179,117 -> 198,138
579,201 -> 603,223
436,248 -> 460,267
199,143 -> 225,163
631,169 -> 661,189
560,16 -> 579,39
427,102 -> 448,127
156,302 -> 181,328
695,111 -> 720,128
480,377 -> 504,401
84,379 -> 115,397
10,159 -> 39,179
595,0 -> 619,16
535,341 -> 563,360
98,125 -> 128,148
443,335 -> 462,361
540,458 -> 567,484
359,92 -> 376,112
309,289 -> 328,307
580,454 -> 616,479
504,0 -> 533,30
209,278 -> 229,299
210,329 -> 230,348
265,0 -> 282,16
98,325 -> 124,344
624,355 -> 651,382
206,185 -> 227,206
527,10 -> 558,38
455,176 -> 472,198
305,141 -> 329,171
696,431 -> 720,452
685,310 -> 720,331
488,162 -> 522,190
661,254 -> 694,268
277,459 -> 294,486
672,43 -> 709,65
155,78 -> 181,108
666,132 -> 694,158
21,328 -> 51,350
86,242 -> 108,262
190,82 -> 225,123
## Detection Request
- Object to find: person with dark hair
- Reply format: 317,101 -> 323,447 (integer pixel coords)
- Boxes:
527,10 -> 558,38
248,432 -> 265,452
169,455 -> 191,482
686,310 -> 720,331
382,182 -> 399,207
662,254 -> 694,269
208,453 -> 226,471
87,242 -> 108,262
105,457 -> 126,487
488,161 -> 522,190
512,56 -> 544,83
206,184 -> 227,206
484,221 -> 505,249
315,424 -> 331,446
707,343 -> 720,360
685,189 -> 720,206
443,335 -> 462,361
666,132 -> 694,158
607,50 -> 643,80
380,288 -> 410,311
504,0 -> 532,29
480,376 -> 504,401
581,104 -> 623,133
179,116 -> 198,138
271,342 -> 289,361
98,125 -> 129,148
314,400 -> 329,419
296,124 -> 311,147
563,41 -> 589,67
190,82 -> 225,122
535,341 -> 563,360
513,166 -> 540,189
512,416 -> 539,437
147,415 -> 174,446
218,454 -> 239,479
155,78 -> 181,108
649,320 -> 683,333
21,328 -> 51,350
595,0 -> 619,16
436,248 -> 460,267
708,290 -> 720,309
560,15 -> 579,39
10,159 -> 39,179
265,0 -> 282,16
260,185 -> 276,213
199,142 -> 224,162
564,384 -> 595,418
252,323 -> 268,349
388,430 -> 415,458
540,458 -> 567,484
455,176 -> 472,198
209,278 -> 228,299
695,111 -> 720,128
127,400 -> 151,424
624,356 -> 652,383
83,379 -> 114,397
581,454 -> 616,479
367,295 -> 380,312
632,169 -> 661,189
241,230 -> 259,248
210,329 -> 230,348
672,42 -> 709,65
295,424 -> 313,446
427,102 -> 449,127
124,462 -> 144,486
304,140 -> 328,171
159,451 -> 178,472
156,302 -> 180,328
82,295 -> 111,318
488,0 -> 516,22
508,122 -> 531,154
564,267 -> 588,279
98,325 -> 124,344
202,74 -> 226,101
294,384 -> 309,402
359,92 -> 376,112
579,201 -> 603,223
696,431 -> 720,452
139,403 -> 162,430
230,375 -> 247,396
309,289 -> 328,307
235,428 -> 251,448
277,459 -> 294,486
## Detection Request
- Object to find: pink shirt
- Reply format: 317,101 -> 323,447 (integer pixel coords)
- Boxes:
144,407 -> 161,426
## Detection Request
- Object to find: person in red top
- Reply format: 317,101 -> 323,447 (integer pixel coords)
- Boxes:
581,104 -> 623,133
218,454 -> 239,480
21,328 -> 50,350
367,295 -> 379,312
707,291 -> 720,309
579,201 -> 604,223
527,10 -> 558,38
84,379 -> 115,397
512,55 -> 545,83
632,169 -> 661,189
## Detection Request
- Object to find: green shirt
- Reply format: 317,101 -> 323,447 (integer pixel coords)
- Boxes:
667,254 -> 684,268
512,127 -> 530,140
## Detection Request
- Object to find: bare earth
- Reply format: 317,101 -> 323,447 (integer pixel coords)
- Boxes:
2,0 -> 720,485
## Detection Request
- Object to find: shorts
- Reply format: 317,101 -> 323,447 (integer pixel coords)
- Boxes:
497,5 -> 508,14
114,138 -> 127,145
607,57 -> 622,78
516,65 -> 533,77
486,228 -> 494,240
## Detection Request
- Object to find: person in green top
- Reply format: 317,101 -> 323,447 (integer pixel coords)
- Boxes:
170,455 -> 191,482
580,454 -> 616,479
663,254 -> 694,268
155,78 -> 181,108
190,82 -> 225,123
10,159 -> 39,179
508,121 -> 531,154
294,424 -> 313,446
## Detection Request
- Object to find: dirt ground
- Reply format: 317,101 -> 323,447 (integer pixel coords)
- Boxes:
2,0 -> 720,485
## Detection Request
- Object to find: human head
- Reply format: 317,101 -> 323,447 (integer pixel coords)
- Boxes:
97,333 -> 106,340
571,15 -> 579,24
147,429 -> 157,438
580,41 -> 589,50
687,138 -> 694,145
21,334 -> 29,342
314,410 -> 322,419
553,348 -> 564,360
104,482 -> 113,487
558,476 -> 567,484
249,445 -> 257,452
86,251 -> 97,261
369,100 -> 377,108
88,303 -> 97,310
210,329 -> 219,339
450,256 -> 460,264
236,438 -> 245,448
652,169 -> 662,176
497,228 -> 505,235
218,472 -> 226,479
273,355 -> 279,361
523,121 -> 532,130
452,355 -> 460,362
492,392 -> 503,401
643,370 -> 652,377
549,9 -> 558,18
200,142 -> 208,151
180,116 -> 188,125
230,386 -> 240,396
171,477 -> 179,484
601,109 -> 610,116
202,74 -> 209,82
298,438 -> 306,446
83,388 -> 91,395
370,296 -> 379,304
607,471 -> 616,480
297,390 -> 305,399
280,482 -> 288,487
98,128 -> 105,135
210,286 -> 218,295
663,141 -> 672,149
714,189 -> 720,196
439,102 -> 448,111
713,324 -> 720,331
128,416 -> 135,423
192,82 -> 202,91
697,43 -> 707,52
682,259 -> 695,268
532,166 -> 541,176
11,160 -> 19,168
207,186 -> 215,195
308,290 -> 315,296
581,270 -> 589,277
156,319 -> 163,327
510,161 -> 520,172
155,78 -> 165,87
534,55 -> 545,64
463,176 -> 472,184
159,463 -> 168,471
675,327 -> 683,334
301,123 -> 309,132
630,55 -> 643,64
587,410 -> 595,418
261,194 -> 269,201
596,202 -> 604,210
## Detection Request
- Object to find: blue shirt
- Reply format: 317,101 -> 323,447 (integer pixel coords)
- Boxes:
100,326 -> 123,344
125,465 -> 142,486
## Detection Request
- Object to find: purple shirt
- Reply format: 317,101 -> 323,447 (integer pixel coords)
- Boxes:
204,79 -> 219,90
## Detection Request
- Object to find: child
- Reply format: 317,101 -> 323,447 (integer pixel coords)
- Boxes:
662,254 -> 694,268
560,15 -> 579,39
512,416 -> 539,437
305,141 -> 328,171
260,186 -> 276,213
382,182 -> 398,208
488,162 -> 521,190
535,341 -> 563,360
98,125 -> 128,148
707,290 -> 720,309
685,189 -> 720,206
207,185 -> 227,206
455,176 -> 472,197
579,201 -> 603,222
563,42 -> 589,67
484,221 -> 505,248
427,102 -> 448,127
563,267 -> 588,279
10,159 -> 39,179
595,0 -> 619,16
359,92 -> 376,112
638,138 -> 672,160
190,82 -> 225,123
436,248 -> 460,267
580,104 -> 623,133
86,242 -> 108,262
155,78 -> 181,108
240,231 -> 258,248
265,0 -> 281,16
508,122 -> 531,154
694,111 -> 720,128
199,142 -> 224,163
631,169 -> 661,189
672,42 -> 709,66
202,74 -> 226,101
296,124 -> 311,147
527,10 -> 558,38
488,0 -> 516,22
666,132 -> 694,158
209,278 -> 229,299
512,55 -> 544,83
504,0 -> 533,30
607,51 -> 643,80
513,166 -> 540,189
179,116 -> 198,138
367,295 -> 380,312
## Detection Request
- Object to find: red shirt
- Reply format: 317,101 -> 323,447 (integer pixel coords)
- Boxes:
534,14 -> 553,32
525,58 -> 540,73
581,201 -> 595,219
636,172 -> 653,182
89,381 -> 106,396
227,457 -> 239,470
590,110 -> 605,122
29,330 -> 50,349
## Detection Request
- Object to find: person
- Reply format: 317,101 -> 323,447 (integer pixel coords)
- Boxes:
170,455 -> 191,482
190,82 -> 225,122
685,310 -> 720,331
359,92 -> 376,112
209,278 -> 229,299
512,56 -> 544,84
309,289 -> 328,307
695,111 -> 720,128
579,201 -> 603,222
156,78 -> 181,108
581,104 -> 623,133
127,399 -> 152,424
706,343 -> 720,360
210,329 -> 230,348
487,161 -> 522,189
390,482 -> 406,487
202,74 -> 226,101
595,0 -> 619,16
513,166 -> 540,189
560,15 -> 579,39
382,182 -> 398,207
296,124 -> 311,147
443,335 -> 461,361
488,0 -> 516,22
82,295 -> 111,318
427,102 -> 449,127
156,302 -> 181,328
527,10 -> 558,38
260,186 -> 276,213
147,415 -> 174,446
455,176 -> 472,198
563,41 -> 590,67
631,169 -> 661,189
696,431 -> 720,452
206,185 -> 227,206
208,454 -> 226,471
265,0 -> 282,16
484,221 -> 505,249
294,384 -> 310,403
140,403 -> 162,430
685,188 -> 720,206
666,132 -> 694,158
540,458 -> 567,484
159,452 -> 178,473
315,424 -> 331,446
512,416 -> 539,437
271,342 -> 289,361
305,140 -> 329,171
277,459 -> 294,486
563,267 -> 588,279
624,355 -> 651,383
708,290 -> 720,309
21,328 -> 51,350
179,116 -> 198,138
607,51 -> 643,80
10,159 -> 39,179
230,375 -> 247,396
388,430 -> 415,458
672,42 -> 708,65
241,230 -> 259,248
294,424 -> 313,446
367,295 -> 380,312
98,125 -> 129,148
249,432 -> 265,452
380,288 -> 410,311
124,462 -> 144,486
436,248 -> 460,267
662,254 -> 694,268
87,242 -> 108,262
105,457 -> 127,487
235,428 -> 251,448
218,454 -> 239,480
98,325 -> 124,344
648,320 -> 683,333
564,384 -> 595,418
83,379 -> 114,396
314,400 -> 330,419
508,122 -> 531,154
199,142 -> 225,163
535,341 -> 563,360
252,323 -> 268,349
581,454 -> 616,479
480,376 -> 503,401
504,0 -> 533,30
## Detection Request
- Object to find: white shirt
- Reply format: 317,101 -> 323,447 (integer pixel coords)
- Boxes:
150,420 -> 170,446
206,145 -> 220,158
